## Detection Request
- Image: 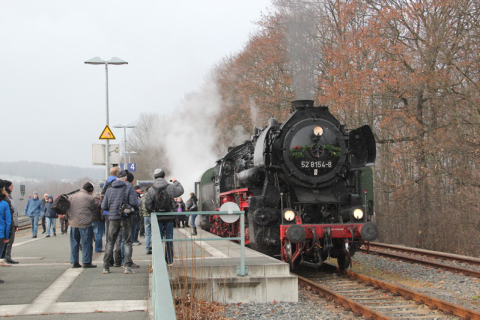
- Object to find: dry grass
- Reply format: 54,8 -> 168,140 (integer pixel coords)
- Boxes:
166,229 -> 234,320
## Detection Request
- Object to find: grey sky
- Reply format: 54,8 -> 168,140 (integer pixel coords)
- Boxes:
1,0 -> 271,168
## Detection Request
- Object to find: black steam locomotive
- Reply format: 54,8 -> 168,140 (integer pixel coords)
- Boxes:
195,100 -> 378,269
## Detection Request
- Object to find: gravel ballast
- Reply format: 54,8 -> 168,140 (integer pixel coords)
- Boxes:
352,252 -> 480,311
223,251 -> 480,319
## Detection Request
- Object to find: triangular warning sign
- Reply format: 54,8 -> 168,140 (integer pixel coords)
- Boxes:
99,125 -> 116,140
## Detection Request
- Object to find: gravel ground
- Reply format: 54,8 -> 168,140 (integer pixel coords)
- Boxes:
352,252 -> 480,311
224,288 -> 357,319
223,251 -> 480,319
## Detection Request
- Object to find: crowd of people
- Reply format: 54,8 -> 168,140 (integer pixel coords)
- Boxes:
0,167 -> 199,283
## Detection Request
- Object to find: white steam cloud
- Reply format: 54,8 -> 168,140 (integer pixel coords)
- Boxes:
157,80 -> 225,196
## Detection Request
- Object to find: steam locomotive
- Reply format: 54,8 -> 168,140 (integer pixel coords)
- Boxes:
195,100 -> 378,269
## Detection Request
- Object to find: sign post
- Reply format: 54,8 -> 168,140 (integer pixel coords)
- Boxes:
120,163 -> 137,172
98,125 -> 116,180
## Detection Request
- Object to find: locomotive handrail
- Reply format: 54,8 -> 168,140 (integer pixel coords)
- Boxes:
153,210 -> 248,276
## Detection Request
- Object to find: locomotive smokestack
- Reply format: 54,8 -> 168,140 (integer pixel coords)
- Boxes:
291,100 -> 314,111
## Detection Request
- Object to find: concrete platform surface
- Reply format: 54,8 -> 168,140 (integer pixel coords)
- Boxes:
0,222 -> 298,318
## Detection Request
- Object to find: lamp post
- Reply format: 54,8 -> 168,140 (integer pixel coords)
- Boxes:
113,124 -> 136,170
85,57 -> 128,180
126,151 -> 137,163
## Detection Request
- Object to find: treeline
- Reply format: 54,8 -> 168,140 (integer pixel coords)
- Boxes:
128,0 -> 480,255
0,161 -> 104,182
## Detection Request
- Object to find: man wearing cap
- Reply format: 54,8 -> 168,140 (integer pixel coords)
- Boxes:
67,182 -> 96,268
145,169 -> 184,267
24,191 -> 43,238
102,170 -> 140,274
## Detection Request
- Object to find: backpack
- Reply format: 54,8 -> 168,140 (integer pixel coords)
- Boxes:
101,180 -> 113,196
153,186 -> 173,212
52,189 -> 80,216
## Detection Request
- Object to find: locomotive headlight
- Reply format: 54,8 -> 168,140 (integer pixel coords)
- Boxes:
283,209 -> 295,221
353,208 -> 364,219
313,126 -> 323,136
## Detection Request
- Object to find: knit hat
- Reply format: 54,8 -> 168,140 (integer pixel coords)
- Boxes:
117,170 -> 128,178
153,169 -> 165,179
33,191 -> 38,195
83,182 -> 94,193
134,185 -> 143,193
127,172 -> 134,183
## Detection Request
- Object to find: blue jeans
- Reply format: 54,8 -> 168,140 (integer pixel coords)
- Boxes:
29,216 -> 39,236
190,214 -> 197,228
104,218 -> 133,268
92,221 -> 105,252
46,217 -> 56,235
144,217 -> 151,252
132,215 -> 139,243
70,226 -> 94,264
158,220 -> 174,264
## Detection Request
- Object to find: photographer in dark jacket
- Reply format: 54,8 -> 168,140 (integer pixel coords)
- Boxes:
144,169 -> 183,267
101,170 -> 139,274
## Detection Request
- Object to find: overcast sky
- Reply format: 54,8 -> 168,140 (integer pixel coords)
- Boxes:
1,0 -> 272,169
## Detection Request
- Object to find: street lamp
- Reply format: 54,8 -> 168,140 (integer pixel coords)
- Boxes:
113,124 -> 136,170
85,57 -> 128,180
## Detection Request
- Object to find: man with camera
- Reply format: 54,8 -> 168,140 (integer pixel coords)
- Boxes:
102,170 -> 140,274
145,169 -> 183,267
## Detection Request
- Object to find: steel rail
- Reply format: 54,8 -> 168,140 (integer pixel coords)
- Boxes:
367,243 -> 480,267
296,274 -> 393,320
361,246 -> 480,278
343,269 -> 480,320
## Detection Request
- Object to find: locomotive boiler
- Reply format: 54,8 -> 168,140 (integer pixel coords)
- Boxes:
195,100 -> 379,269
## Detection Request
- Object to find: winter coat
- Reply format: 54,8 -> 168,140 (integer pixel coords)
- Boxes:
7,195 -> 18,227
0,198 -> 11,240
67,189 -> 95,228
44,197 -> 58,218
24,197 -> 43,217
92,197 -> 103,223
145,178 -> 184,214
101,180 -> 139,221
139,197 -> 149,217
102,175 -> 117,216
176,200 -> 186,212
187,196 -> 198,212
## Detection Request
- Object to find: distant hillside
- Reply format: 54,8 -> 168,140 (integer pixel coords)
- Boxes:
0,161 -> 104,182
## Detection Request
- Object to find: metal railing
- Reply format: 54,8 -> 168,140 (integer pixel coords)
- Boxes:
151,210 -> 247,320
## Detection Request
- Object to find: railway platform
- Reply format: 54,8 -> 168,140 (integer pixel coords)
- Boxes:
0,224 -> 297,319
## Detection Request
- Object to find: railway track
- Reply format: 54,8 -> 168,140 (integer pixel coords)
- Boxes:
295,264 -> 480,319
360,243 -> 480,278
17,216 -> 41,232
